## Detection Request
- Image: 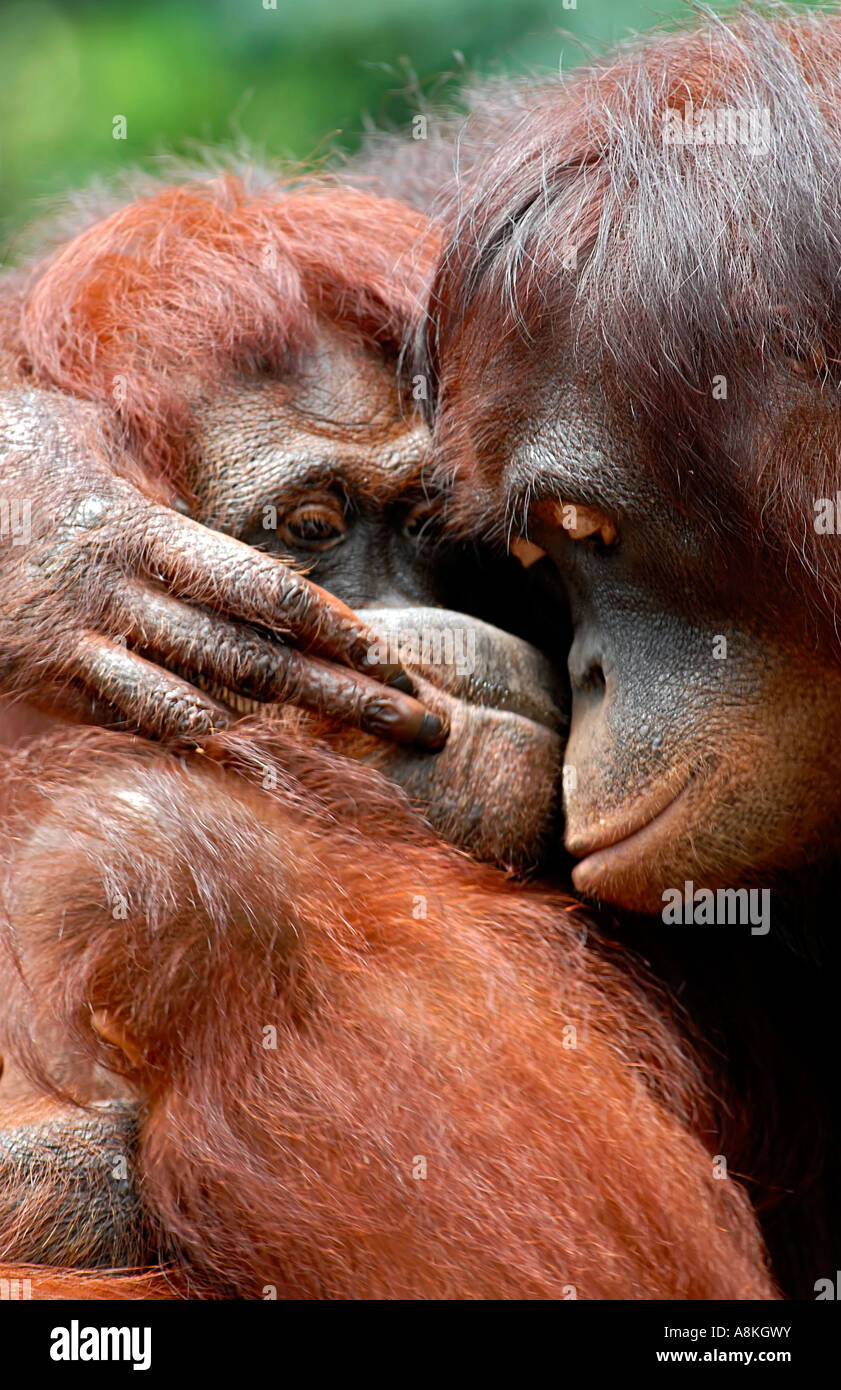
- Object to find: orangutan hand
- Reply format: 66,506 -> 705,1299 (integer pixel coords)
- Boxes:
0,388 -> 445,745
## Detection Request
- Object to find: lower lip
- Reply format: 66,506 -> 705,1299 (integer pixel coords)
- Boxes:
570,784 -> 692,893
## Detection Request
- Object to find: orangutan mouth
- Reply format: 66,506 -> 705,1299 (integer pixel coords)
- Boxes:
568,778 -> 694,892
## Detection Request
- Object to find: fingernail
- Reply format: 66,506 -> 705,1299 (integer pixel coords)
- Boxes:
362,699 -> 448,747
416,712 -> 448,748
388,669 -> 415,694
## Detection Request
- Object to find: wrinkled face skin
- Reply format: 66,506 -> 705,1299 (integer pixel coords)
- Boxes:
186,326 -> 567,867
448,320 -> 841,911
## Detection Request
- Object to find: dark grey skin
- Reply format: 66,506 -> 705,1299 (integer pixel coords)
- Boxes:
449,326 -> 841,916
0,1099 -> 153,1269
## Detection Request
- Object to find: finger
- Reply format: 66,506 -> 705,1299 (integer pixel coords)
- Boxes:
117,579 -> 448,748
139,510 -> 415,689
66,632 -> 233,739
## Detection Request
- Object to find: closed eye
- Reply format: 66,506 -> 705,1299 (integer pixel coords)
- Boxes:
511,498 -> 618,566
561,503 -> 618,546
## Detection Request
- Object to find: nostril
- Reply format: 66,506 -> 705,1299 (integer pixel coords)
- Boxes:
576,662 -> 606,697
567,638 -> 607,696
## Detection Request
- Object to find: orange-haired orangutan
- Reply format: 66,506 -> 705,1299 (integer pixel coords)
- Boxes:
0,178 -> 446,749
423,8 -> 841,1297
0,174 -> 565,860
0,177 -> 774,1300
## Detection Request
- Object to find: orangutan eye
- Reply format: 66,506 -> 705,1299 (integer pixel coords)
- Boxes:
515,499 -> 619,555
279,498 -> 347,551
402,499 -> 443,542
563,504 -> 618,546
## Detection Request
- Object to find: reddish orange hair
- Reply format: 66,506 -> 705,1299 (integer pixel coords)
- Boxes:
17,178 -> 438,478
0,725 -> 776,1300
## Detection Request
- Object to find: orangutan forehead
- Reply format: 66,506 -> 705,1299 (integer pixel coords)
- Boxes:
188,362 -> 432,533
436,11 -> 841,426
204,323 -> 410,432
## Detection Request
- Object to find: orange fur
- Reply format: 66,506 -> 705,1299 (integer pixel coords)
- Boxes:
0,167 -> 777,1300
16,178 -> 438,480
0,1263 -> 178,1301
0,726 -> 775,1300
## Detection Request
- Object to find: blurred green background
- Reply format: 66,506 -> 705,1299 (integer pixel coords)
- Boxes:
0,0 -> 819,245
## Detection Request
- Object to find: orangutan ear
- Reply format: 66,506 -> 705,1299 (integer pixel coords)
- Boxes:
90,1009 -> 144,1068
